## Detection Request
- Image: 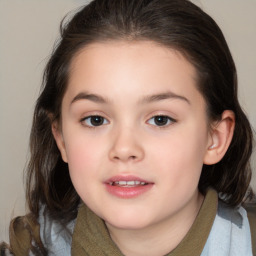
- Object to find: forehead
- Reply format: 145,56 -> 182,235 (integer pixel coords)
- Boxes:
64,40 -> 204,108
70,40 -> 197,73
71,41 -> 197,81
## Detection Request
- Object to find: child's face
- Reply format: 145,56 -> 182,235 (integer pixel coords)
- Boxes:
55,41 -> 212,231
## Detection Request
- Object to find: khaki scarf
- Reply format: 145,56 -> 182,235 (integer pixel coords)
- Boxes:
71,189 -> 218,256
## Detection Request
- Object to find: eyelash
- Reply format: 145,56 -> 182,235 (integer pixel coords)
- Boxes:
80,115 -> 177,128
146,115 -> 177,128
80,115 -> 109,128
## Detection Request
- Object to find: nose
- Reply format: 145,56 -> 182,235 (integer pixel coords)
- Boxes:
109,126 -> 144,163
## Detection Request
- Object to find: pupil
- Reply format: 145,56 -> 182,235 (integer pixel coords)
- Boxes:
91,116 -> 103,126
155,116 -> 168,126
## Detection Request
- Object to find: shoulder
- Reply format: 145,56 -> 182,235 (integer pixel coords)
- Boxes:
202,200 -> 253,256
7,206 -> 76,256
37,206 -> 75,256
8,213 -> 47,255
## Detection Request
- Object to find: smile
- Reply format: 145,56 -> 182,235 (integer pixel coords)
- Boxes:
108,181 -> 148,187
105,176 -> 153,199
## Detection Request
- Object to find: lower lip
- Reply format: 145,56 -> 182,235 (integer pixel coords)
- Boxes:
105,184 -> 153,199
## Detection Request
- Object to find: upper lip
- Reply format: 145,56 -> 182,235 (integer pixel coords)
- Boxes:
104,175 -> 152,184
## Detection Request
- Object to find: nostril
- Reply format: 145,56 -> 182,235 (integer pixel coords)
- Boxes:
108,138 -> 144,162
113,155 -> 136,160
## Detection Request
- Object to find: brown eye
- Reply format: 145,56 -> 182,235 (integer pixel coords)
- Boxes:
82,115 -> 108,127
147,115 -> 176,127
154,116 -> 169,126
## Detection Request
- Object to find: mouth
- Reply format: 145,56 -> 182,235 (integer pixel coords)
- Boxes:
108,180 -> 148,187
105,175 -> 153,199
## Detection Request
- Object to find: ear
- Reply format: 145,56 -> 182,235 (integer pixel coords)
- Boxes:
51,121 -> 68,163
203,110 -> 235,165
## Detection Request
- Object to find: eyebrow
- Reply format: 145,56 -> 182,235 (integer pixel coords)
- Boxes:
71,92 -> 109,105
70,90 -> 190,106
140,91 -> 190,105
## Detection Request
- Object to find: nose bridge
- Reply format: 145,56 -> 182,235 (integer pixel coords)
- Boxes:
109,122 -> 144,162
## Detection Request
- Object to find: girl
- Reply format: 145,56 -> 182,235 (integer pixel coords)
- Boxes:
1,0 -> 255,255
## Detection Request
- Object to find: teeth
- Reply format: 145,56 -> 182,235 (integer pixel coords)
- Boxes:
110,181 -> 147,186
127,181 -> 135,186
118,181 -> 127,186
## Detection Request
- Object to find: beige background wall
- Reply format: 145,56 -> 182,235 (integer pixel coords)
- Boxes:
0,0 -> 255,241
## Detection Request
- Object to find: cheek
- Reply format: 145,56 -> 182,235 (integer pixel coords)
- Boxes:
64,137 -> 105,204
152,123 -> 208,182
64,135 -> 105,180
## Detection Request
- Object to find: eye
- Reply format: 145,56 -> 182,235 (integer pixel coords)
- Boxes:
147,115 -> 176,127
81,115 -> 109,127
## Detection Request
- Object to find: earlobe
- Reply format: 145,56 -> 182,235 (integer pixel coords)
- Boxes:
51,121 -> 68,163
204,110 -> 235,165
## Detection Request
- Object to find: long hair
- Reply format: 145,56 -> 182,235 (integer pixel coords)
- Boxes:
26,0 -> 253,225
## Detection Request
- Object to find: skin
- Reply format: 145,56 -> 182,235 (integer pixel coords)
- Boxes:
53,41 -> 234,256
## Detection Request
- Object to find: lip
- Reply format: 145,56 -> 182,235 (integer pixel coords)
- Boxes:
104,175 -> 154,199
105,175 -> 150,183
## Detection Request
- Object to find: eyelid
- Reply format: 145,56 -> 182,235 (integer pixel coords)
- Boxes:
146,114 -> 177,127
80,114 -> 110,128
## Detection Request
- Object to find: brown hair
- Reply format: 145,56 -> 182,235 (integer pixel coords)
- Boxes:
25,0 -> 253,226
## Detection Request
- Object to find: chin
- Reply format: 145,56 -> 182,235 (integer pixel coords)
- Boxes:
103,212 -> 153,230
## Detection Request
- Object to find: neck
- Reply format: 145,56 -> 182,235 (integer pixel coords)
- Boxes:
106,191 -> 204,256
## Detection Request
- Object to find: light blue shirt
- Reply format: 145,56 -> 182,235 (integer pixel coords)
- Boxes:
201,201 -> 252,256
39,201 -> 253,256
